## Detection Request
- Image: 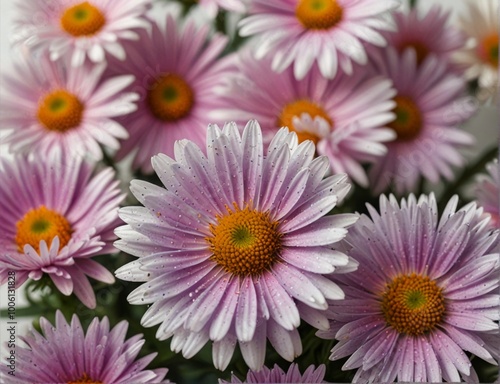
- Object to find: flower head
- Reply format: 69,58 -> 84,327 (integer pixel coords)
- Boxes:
1,311 -> 169,383
474,159 -> 500,228
105,14 -> 232,173
453,0 -> 499,101
213,51 -> 396,186
115,120 -> 358,371
319,194 -> 500,382
368,47 -> 475,194
238,0 -> 399,79
14,0 -> 151,66
0,53 -> 137,160
219,363 -> 326,383
0,154 -> 124,308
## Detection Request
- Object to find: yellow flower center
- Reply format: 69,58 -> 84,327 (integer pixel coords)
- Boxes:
381,273 -> 445,336
37,90 -> 84,132
206,205 -> 282,277
147,74 -> 194,121
295,0 -> 343,30
15,206 -> 73,254
277,99 -> 333,144
67,373 -> 102,384
398,41 -> 430,66
61,1 -> 106,37
478,33 -> 499,68
388,95 -> 422,141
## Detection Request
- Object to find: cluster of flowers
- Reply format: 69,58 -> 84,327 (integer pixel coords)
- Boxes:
0,0 -> 498,383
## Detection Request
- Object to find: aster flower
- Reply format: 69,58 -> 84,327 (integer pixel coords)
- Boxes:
238,0 -> 399,80
453,0 -> 499,101
115,120 -> 358,371
368,47 -> 475,194
380,5 -> 466,67
0,154 -> 124,308
0,311 -> 169,383
0,53 -> 137,160
219,363 -> 326,383
105,14 -> 232,173
14,0 -> 151,67
212,51 -> 396,186
474,159 -> 500,228
318,194 -> 500,383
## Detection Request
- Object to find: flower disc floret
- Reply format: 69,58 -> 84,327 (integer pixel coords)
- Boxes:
37,90 -> 84,132
295,0 -> 343,30
207,205 -> 282,276
388,96 -> 422,141
15,205 -> 73,254
147,74 -> 194,121
381,273 -> 445,336
67,373 -> 102,384
60,1 -> 106,37
479,34 -> 499,67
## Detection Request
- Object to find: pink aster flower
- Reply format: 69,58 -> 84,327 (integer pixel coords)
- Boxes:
219,363 -> 326,383
0,53 -> 137,160
238,0 -> 399,80
474,159 -> 500,228
115,120 -> 358,371
212,52 -> 396,186
105,14 -> 232,173
453,0 -> 499,101
380,5 -> 466,67
1,311 -> 169,383
318,194 -> 500,383
14,0 -> 151,66
368,47 -> 476,194
0,154 -> 124,308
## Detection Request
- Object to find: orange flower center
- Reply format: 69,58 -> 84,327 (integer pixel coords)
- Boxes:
388,95 -> 422,141
60,1 -> 106,37
381,273 -> 445,336
15,206 -> 73,254
67,373 -> 103,384
398,41 -> 430,66
277,99 -> 333,144
37,89 -> 84,132
478,33 -> 499,68
147,74 -> 194,121
206,205 -> 282,276
295,0 -> 343,30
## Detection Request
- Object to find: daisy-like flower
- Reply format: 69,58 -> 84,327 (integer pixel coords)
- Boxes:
1,311 -> 169,383
219,363 -> 326,383
115,120 -> 358,371
212,52 -> 396,186
105,14 -> 232,173
453,0 -> 499,101
474,159 -> 500,228
0,53 -> 137,160
0,154 -> 124,308
368,47 -> 475,194
380,5 -> 466,67
318,194 -> 500,383
238,0 -> 399,80
14,0 -> 151,66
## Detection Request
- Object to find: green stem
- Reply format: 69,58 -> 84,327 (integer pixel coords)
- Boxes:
438,146 -> 498,208
409,0 -> 418,8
